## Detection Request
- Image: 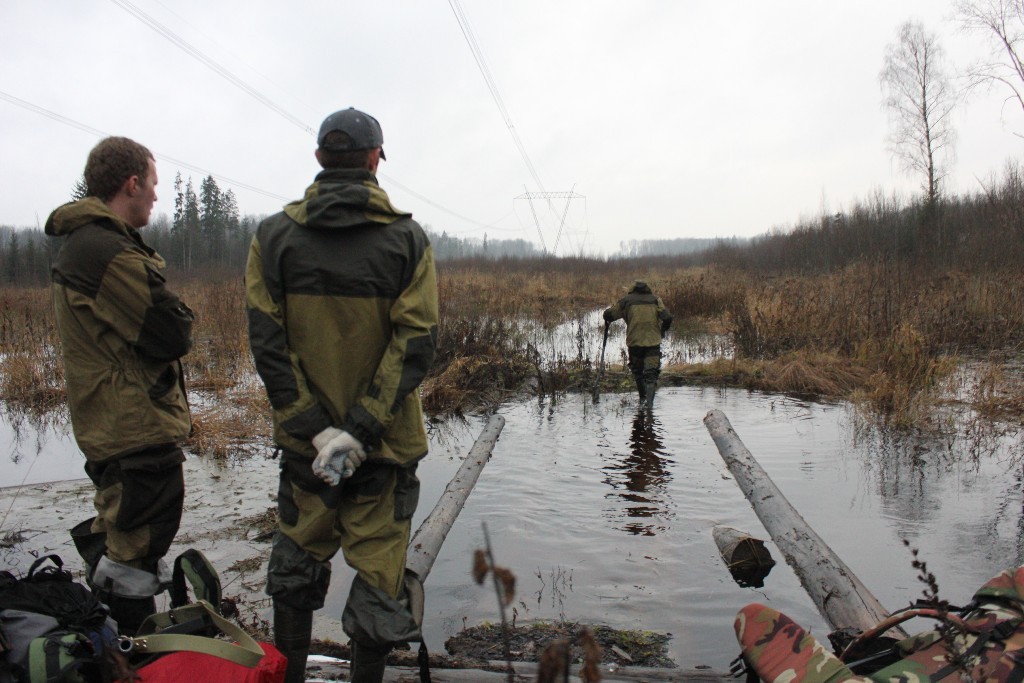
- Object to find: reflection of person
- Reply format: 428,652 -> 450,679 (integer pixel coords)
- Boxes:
603,280 -> 673,409
45,136 -> 194,635
619,413 -> 672,536
246,108 -> 439,683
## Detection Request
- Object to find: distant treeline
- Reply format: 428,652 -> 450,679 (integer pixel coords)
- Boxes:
3,161 -> 1023,285
616,237 -> 743,258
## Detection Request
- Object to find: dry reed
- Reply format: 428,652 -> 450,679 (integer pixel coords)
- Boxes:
2,252 -> 1023,449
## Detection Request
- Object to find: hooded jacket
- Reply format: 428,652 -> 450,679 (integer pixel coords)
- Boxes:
45,198 -> 194,462
245,168 -> 438,465
603,281 -> 673,347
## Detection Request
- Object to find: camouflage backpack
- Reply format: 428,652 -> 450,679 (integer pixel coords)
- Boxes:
734,565 -> 1024,683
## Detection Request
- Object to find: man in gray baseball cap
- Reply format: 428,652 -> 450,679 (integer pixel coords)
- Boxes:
246,107 -> 437,683
317,107 -> 386,159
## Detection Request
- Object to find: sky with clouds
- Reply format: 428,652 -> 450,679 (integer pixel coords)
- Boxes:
2,1 -> 1021,256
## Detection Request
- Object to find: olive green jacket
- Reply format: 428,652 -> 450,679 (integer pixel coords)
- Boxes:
245,168 -> 438,464
603,284 -> 673,347
45,198 -> 194,462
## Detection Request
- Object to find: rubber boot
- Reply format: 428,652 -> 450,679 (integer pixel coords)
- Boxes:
274,604 -> 313,683
350,640 -> 391,683
644,380 -> 657,410
105,594 -> 157,636
635,377 -> 646,402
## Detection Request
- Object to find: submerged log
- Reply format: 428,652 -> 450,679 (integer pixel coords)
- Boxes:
712,525 -> 775,588
703,409 -> 905,637
406,414 -> 505,582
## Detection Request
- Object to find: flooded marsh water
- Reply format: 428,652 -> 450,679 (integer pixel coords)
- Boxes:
3,385 -> 1022,671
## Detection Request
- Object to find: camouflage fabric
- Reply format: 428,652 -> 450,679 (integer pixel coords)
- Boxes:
603,281 -> 673,348
735,566 -> 1024,683
866,566 -> 1024,682
266,454 -> 420,648
245,168 -> 438,465
734,603 -> 871,683
45,197 -> 193,462
627,345 -> 662,384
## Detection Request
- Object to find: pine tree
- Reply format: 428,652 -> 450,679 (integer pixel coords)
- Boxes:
71,176 -> 89,201
199,175 -> 224,266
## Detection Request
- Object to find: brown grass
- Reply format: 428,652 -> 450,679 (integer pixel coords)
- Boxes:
2,255 -> 1022,450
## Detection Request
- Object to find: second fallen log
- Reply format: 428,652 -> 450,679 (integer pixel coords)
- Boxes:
712,525 -> 775,588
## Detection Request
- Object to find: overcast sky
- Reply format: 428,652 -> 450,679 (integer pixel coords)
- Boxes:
2,1 -> 1021,255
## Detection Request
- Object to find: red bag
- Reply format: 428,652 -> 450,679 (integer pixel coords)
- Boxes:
124,641 -> 287,682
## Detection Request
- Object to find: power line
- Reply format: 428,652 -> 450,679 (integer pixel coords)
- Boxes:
0,90 -> 290,202
381,173 -> 509,231
108,0 -> 504,230
447,0 -> 547,198
109,0 -> 314,136
1,88 -> 512,225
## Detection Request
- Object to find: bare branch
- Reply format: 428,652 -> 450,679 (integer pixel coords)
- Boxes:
956,0 -> 1024,127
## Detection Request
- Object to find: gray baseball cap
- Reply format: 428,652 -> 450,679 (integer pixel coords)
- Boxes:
317,108 -> 386,159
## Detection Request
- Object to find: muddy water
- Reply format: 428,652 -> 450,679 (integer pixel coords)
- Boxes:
328,388 -> 1024,670
4,387 -> 1022,670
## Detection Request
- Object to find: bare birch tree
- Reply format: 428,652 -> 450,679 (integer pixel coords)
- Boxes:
880,21 -> 957,208
956,0 -> 1024,135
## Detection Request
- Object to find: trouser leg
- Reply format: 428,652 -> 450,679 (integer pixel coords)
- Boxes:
267,454 -> 339,681
269,455 -> 423,683
340,465 -> 422,679
80,446 -> 185,635
641,346 -> 662,409
349,639 -> 391,683
627,346 -> 646,402
274,603 -> 313,683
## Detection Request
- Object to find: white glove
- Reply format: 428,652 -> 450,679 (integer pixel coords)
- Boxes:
311,427 -> 367,486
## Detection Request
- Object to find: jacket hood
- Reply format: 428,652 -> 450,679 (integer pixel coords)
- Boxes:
629,280 -> 652,294
284,168 -> 411,230
45,197 -> 131,238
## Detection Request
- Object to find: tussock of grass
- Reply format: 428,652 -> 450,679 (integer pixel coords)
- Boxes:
761,353 -> 872,397
968,360 -> 1024,422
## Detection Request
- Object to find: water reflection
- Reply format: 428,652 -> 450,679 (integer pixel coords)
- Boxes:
602,410 -> 674,536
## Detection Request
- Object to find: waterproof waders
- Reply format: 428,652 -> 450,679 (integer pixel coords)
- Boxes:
71,518 -> 158,636
274,604 -> 313,683
350,640 -> 391,683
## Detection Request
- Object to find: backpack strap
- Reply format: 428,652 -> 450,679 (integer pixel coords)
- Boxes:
26,555 -> 70,582
127,600 -> 263,668
27,631 -> 94,683
169,549 -> 222,610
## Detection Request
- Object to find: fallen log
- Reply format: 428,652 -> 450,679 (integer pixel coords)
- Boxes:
703,409 -> 905,637
711,525 -> 775,588
406,414 -> 505,582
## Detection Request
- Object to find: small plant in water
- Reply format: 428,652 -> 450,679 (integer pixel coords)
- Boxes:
904,540 -> 970,678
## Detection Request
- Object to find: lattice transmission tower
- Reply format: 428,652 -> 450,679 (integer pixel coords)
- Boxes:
513,186 -> 589,256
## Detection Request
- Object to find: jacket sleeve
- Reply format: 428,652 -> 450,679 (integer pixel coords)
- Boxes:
95,249 -> 194,362
604,299 -> 625,323
245,235 -> 332,443
342,243 -> 439,451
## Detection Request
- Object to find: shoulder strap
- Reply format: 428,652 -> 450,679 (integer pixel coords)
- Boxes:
129,601 -> 263,668
170,549 -> 222,609
26,555 -> 70,582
